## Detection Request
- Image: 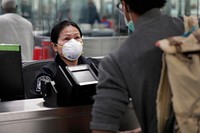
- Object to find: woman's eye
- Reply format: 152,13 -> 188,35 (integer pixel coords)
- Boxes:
75,36 -> 81,39
65,38 -> 70,41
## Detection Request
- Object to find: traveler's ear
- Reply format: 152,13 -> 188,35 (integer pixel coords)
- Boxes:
122,0 -> 130,13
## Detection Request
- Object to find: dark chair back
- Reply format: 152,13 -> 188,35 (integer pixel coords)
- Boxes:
22,60 -> 53,99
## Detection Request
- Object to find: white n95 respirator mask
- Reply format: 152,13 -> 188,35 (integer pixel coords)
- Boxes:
62,39 -> 83,61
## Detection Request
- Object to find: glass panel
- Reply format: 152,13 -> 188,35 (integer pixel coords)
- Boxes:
162,0 -> 200,16
0,0 -> 200,37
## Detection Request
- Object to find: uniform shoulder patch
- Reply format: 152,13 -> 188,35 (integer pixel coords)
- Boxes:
36,75 -> 51,93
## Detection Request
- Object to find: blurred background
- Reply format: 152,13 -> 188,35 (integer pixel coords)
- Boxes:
0,0 -> 199,59
0,0 -> 199,37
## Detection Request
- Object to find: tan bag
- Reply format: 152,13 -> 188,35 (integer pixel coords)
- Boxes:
156,17 -> 200,133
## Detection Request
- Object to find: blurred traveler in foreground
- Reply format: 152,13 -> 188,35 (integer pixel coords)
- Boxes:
0,0 -> 34,61
90,0 -> 184,133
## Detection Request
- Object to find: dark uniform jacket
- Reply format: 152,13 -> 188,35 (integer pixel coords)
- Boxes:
30,54 -> 96,98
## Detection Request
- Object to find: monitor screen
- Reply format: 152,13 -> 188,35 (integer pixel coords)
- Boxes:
72,71 -> 97,85
0,44 -> 24,101
66,64 -> 98,86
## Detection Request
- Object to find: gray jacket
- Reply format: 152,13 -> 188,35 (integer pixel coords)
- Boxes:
91,8 -> 184,133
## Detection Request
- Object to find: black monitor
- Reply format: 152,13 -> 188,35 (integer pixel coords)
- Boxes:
43,64 -> 98,107
0,44 -> 24,101
66,65 -> 98,86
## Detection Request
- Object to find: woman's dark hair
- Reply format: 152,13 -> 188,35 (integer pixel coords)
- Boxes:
123,0 -> 166,15
50,20 -> 82,43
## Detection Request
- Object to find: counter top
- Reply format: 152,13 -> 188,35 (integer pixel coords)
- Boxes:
0,98 -> 92,123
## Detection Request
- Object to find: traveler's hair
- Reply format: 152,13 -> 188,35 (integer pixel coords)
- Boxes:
50,20 -> 82,44
123,0 -> 166,15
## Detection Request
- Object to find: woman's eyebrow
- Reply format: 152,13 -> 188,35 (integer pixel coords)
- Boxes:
64,32 -> 80,35
60,32 -> 81,39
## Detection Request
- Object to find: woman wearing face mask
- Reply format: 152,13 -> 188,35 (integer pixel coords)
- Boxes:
30,20 -> 97,98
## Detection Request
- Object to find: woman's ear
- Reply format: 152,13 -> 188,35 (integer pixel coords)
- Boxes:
52,43 -> 58,52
